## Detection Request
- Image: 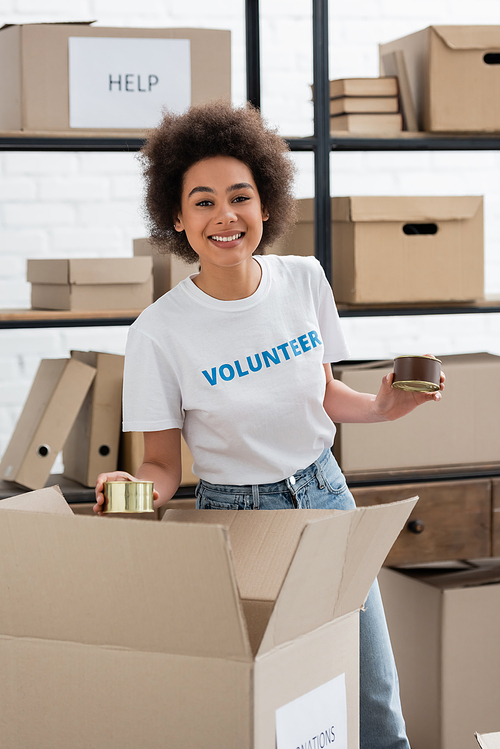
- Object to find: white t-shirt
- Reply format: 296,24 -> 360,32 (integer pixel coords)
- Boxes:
123,254 -> 350,484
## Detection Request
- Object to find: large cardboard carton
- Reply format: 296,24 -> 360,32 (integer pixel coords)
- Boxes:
270,196 -> 484,304
333,353 -> 500,478
379,565 -> 500,749
0,358 -> 96,490
0,485 -> 417,749
379,26 -> 500,133
0,24 -> 231,134
133,237 -> 199,301
63,351 -> 124,487
27,257 -> 153,311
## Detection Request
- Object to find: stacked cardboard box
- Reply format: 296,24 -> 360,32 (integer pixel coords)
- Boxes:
327,77 -> 403,134
379,565 -> 500,749
27,257 -> 154,312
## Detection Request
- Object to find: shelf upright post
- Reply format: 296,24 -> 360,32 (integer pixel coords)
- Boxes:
312,0 -> 332,280
245,0 -> 261,109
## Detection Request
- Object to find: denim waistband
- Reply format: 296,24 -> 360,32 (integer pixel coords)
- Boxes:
197,447 -> 333,496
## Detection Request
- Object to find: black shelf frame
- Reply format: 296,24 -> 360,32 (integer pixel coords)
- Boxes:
1,0 -> 498,330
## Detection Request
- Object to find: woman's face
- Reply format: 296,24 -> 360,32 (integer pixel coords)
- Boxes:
174,155 -> 268,271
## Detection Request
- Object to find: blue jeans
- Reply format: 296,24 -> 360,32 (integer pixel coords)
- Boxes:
196,448 -> 410,749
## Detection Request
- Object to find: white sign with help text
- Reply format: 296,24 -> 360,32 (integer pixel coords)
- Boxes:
276,673 -> 347,749
68,37 -> 191,129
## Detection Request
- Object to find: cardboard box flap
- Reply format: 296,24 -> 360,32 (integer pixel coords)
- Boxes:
476,732 -> 500,749
338,196 -> 483,223
0,510 -> 251,660
258,498 -> 418,654
163,508 -> 341,603
432,25 -> 500,51
0,485 -> 73,515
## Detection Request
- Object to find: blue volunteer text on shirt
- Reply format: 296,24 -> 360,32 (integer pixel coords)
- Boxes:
202,329 -> 323,386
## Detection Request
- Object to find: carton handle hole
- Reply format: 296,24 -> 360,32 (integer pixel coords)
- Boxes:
403,223 -> 438,236
484,53 -> 500,65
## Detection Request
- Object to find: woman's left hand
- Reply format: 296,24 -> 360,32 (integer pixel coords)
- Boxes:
373,363 -> 445,422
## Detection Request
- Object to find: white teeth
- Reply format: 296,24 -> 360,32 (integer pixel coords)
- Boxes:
210,233 -> 242,242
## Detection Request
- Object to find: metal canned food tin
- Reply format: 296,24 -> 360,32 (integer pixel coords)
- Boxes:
392,354 -> 442,393
102,481 -> 154,514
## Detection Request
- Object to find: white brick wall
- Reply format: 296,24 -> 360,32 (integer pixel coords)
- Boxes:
1,0 -> 500,476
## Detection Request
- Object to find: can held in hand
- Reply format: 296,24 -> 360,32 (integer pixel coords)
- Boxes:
102,481 -> 155,514
392,354 -> 442,393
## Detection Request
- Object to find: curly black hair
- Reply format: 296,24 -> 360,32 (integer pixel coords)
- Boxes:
138,100 -> 297,263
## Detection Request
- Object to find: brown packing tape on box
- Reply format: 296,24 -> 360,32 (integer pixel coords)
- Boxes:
63,351 -> 124,487
0,358 -> 96,490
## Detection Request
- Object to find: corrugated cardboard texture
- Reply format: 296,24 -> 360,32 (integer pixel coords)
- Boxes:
63,351 -> 124,486
380,26 -> 500,132
0,358 -> 96,489
334,353 -> 500,476
0,24 -> 231,133
379,567 -> 500,749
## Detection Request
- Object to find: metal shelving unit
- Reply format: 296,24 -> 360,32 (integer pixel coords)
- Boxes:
1,1 -> 500,496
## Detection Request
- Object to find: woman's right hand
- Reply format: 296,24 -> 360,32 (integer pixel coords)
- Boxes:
94,471 -> 138,514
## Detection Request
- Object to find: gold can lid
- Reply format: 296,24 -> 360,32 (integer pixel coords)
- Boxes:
392,379 -> 440,393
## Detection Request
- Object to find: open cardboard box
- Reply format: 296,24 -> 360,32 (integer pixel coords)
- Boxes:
379,565 -> 500,749
0,485 -> 417,748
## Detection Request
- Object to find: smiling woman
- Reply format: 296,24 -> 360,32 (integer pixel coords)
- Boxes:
173,155 -> 269,299
138,99 -> 297,263
93,99 -> 444,749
